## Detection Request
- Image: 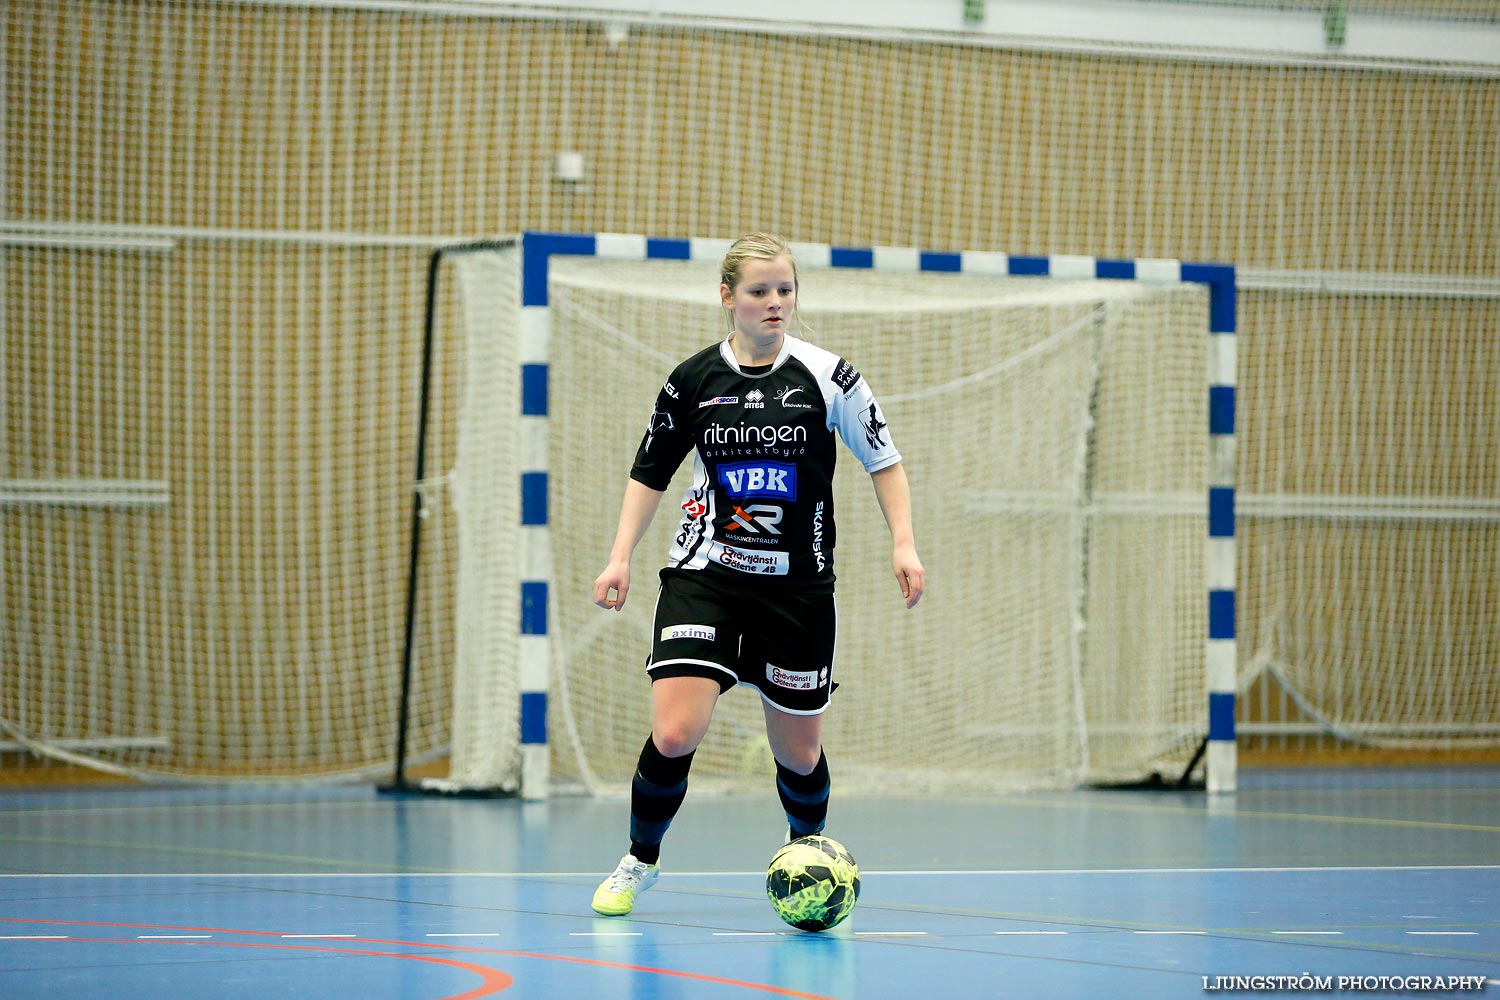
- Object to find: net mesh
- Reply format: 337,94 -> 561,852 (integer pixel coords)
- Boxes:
1238,292 -> 1500,748
3,0 -> 1496,780
543,257 -> 1207,793
1,241 -> 450,778
443,248 -> 523,790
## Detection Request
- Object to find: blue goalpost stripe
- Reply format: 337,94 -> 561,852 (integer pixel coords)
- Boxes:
1182,262 -> 1237,333
522,232 -> 596,306
1209,589 -> 1237,641
521,472 -> 548,526
520,692 -> 548,745
919,251 -> 962,272
646,237 -> 692,259
830,246 -> 875,269
1209,385 -> 1236,436
520,232 -> 1238,786
520,581 -> 548,636
521,363 -> 548,416
1208,691 -> 1237,741
1209,486 -> 1236,538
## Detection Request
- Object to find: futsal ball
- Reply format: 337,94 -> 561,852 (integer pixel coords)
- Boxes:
765,835 -> 861,931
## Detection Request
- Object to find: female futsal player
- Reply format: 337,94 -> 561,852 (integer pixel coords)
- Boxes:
590,232 -> 925,916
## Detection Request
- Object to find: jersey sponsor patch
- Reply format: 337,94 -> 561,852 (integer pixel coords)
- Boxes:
765,663 -> 826,691
699,395 -> 738,408
708,542 -> 789,576
717,461 -> 797,500
774,385 -> 815,409
831,358 -> 861,396
811,500 -> 827,572
860,401 -> 889,449
725,503 -> 783,538
661,624 -> 716,642
643,407 -> 674,452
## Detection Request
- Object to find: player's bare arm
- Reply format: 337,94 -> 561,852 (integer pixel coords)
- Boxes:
594,479 -> 667,610
870,462 -> 924,609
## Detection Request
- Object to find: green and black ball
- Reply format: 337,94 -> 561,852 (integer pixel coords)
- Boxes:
766,835 -> 861,931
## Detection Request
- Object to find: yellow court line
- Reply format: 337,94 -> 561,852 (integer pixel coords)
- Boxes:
987,794 -> 1500,834
0,832 -> 459,874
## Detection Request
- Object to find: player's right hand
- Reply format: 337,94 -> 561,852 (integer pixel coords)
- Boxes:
593,560 -> 631,610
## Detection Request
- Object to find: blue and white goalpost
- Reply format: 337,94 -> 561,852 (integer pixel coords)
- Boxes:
478,232 -> 1236,798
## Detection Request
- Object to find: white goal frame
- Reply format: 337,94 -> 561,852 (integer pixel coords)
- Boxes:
514,231 -> 1238,797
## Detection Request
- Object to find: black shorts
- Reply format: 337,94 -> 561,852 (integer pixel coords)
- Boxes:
647,570 -> 837,716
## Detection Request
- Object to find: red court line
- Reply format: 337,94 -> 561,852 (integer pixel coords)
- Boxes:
0,918 -> 839,1000
374,938 -> 841,1000
48,937 -> 513,1000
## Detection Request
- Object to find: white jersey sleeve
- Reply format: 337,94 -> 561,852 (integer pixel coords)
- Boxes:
793,341 -> 902,474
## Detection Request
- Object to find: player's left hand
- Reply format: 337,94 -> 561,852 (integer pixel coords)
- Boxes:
892,544 -> 925,609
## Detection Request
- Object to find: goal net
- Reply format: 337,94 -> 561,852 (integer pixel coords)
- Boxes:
1237,291 -> 1500,753
1,239 -> 461,780
437,249 -> 1213,795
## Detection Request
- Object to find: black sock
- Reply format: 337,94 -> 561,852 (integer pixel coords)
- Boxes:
776,749 -> 830,839
628,736 -> 695,865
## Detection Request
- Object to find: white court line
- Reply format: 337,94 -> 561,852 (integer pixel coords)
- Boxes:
3,864 -> 1498,878
569,932 -> 642,937
1406,931 -> 1478,936
1134,931 -> 1206,935
1272,930 -> 1343,935
995,931 -> 1069,935
866,864 -> 1500,877
280,934 -> 356,939
0,935 -> 69,940
137,934 -> 212,939
426,933 -> 500,938
854,931 -> 928,937
712,932 -> 784,936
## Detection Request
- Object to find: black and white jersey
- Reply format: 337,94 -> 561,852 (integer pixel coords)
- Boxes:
630,334 -> 901,589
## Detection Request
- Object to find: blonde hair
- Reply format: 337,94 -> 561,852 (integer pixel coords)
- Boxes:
719,232 -> 798,292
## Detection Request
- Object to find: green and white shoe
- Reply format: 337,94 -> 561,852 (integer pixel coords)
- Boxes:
591,854 -> 659,916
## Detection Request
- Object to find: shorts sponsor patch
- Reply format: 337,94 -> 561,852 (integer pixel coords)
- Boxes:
766,663 -> 827,691
661,624 -> 717,642
709,543 -> 789,575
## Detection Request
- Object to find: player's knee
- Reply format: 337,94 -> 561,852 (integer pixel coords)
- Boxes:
650,726 -> 703,759
774,745 -> 823,776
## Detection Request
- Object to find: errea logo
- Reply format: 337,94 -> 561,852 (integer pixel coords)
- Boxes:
745,387 -> 765,409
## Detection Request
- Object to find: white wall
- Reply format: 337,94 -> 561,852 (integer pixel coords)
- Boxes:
455,0 -> 1500,72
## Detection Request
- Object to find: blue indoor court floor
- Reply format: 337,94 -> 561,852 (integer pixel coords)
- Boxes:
2,769 -> 1496,999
